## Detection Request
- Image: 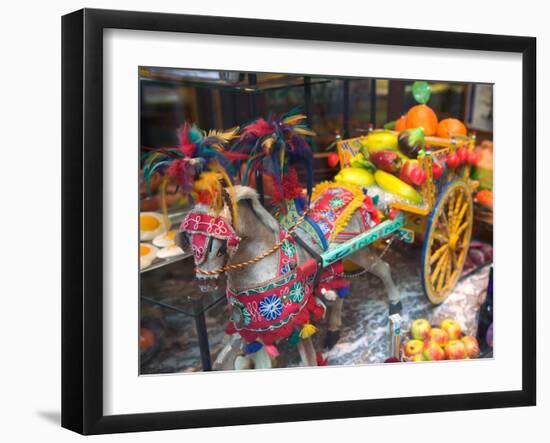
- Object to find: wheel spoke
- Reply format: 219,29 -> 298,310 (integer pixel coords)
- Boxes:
447,191 -> 455,227
439,209 -> 448,223
449,247 -> 457,270
445,253 -> 456,288
456,220 -> 470,237
431,249 -> 448,286
430,244 -> 448,265
436,253 -> 449,291
433,230 -> 449,243
451,191 -> 464,233
453,201 -> 469,234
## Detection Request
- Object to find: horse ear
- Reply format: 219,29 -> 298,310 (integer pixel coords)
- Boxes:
221,187 -> 235,225
244,192 -> 280,234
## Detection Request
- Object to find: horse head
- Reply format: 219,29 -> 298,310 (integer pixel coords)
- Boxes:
177,185 -> 280,291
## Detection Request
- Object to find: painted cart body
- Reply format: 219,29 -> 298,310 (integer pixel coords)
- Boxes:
336,131 -> 477,304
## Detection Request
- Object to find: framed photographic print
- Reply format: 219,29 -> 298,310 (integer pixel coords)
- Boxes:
62,8 -> 536,435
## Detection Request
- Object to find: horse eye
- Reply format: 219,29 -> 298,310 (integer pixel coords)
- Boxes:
217,243 -> 227,257
174,232 -> 189,250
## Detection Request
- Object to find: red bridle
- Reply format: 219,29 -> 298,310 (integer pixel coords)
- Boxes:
180,212 -> 241,264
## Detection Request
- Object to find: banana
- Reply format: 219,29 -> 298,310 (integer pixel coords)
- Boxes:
335,167 -> 375,188
374,170 -> 423,204
361,130 -> 398,154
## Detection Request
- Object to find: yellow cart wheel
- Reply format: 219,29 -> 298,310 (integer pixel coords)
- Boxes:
421,179 -> 473,304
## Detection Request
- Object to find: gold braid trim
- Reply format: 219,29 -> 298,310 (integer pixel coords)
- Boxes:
311,181 -> 365,242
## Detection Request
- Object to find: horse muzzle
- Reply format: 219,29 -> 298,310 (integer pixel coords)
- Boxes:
196,273 -> 221,292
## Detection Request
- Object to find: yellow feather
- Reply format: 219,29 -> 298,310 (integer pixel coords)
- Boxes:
207,127 -> 239,141
283,114 -> 307,125
262,137 -> 274,154
294,127 -> 317,136
209,162 -> 239,226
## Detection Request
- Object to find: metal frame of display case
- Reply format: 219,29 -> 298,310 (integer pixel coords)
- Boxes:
62,8 -> 536,435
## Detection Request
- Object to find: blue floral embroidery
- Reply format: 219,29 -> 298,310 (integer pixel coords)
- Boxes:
259,295 -> 283,321
289,282 -> 305,303
281,263 -> 291,274
318,221 -> 330,234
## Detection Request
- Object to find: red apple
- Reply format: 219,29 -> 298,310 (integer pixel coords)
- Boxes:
411,319 -> 432,341
327,153 -> 340,168
457,147 -> 469,164
445,339 -> 467,360
461,336 -> 480,358
446,152 -> 460,169
404,339 -> 424,357
423,342 -> 445,361
432,160 -> 445,179
467,150 -> 480,165
429,328 -> 450,347
440,319 -> 462,341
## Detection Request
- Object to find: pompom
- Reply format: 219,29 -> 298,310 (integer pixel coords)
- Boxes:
337,287 -> 350,299
316,352 -> 328,366
245,341 -> 263,354
288,329 -> 301,346
299,323 -> 317,339
264,344 -> 280,358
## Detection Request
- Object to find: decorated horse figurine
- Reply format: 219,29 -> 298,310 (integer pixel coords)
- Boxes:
177,181 -> 402,369
144,112 -> 402,370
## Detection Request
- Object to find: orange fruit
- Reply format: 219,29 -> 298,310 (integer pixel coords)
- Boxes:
140,327 -> 156,351
437,118 -> 467,138
475,189 -> 493,209
405,104 -> 438,136
395,115 -> 407,132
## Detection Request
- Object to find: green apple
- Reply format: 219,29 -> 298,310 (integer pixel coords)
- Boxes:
440,319 -> 462,340
429,327 -> 450,348
444,339 -> 467,360
411,319 -> 432,341
423,342 -> 445,361
404,339 -> 424,357
461,336 -> 480,358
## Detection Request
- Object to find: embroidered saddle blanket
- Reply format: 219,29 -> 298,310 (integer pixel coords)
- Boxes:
225,230 -> 325,345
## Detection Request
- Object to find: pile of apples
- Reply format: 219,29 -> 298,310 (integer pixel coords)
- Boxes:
403,318 -> 480,362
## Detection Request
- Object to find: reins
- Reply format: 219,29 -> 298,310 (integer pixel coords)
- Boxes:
194,209 -> 309,276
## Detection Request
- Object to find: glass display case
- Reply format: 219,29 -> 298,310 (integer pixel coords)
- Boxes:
138,68 -> 490,373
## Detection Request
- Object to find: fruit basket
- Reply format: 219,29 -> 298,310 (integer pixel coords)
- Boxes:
400,318 -> 481,362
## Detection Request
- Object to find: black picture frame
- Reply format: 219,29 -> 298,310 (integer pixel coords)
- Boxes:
62,8 -> 537,435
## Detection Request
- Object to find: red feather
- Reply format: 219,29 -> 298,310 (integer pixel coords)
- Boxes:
177,122 -> 196,156
223,151 -> 251,161
241,118 -> 275,139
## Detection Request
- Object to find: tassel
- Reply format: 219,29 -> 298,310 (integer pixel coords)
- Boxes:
288,329 -> 301,346
264,344 -> 280,358
337,287 -> 350,299
245,341 -> 263,354
316,352 -> 328,366
299,323 -> 317,339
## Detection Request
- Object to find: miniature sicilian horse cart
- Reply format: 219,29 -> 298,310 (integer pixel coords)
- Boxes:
336,130 -> 477,305
144,111 -> 476,369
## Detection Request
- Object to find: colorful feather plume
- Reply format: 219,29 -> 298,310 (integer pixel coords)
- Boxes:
232,108 -> 316,202
142,122 -> 241,218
